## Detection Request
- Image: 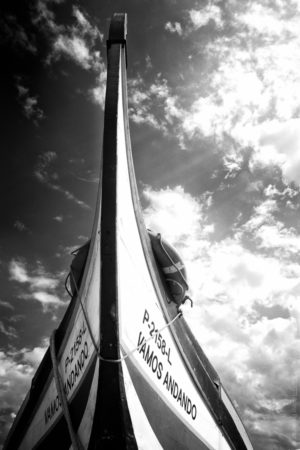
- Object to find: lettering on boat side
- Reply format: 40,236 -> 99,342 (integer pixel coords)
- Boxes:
137,332 -> 164,380
63,341 -> 89,397
44,322 -> 89,426
44,395 -> 61,425
137,309 -> 197,421
142,309 -> 172,365
163,371 -> 197,420
65,321 -> 87,373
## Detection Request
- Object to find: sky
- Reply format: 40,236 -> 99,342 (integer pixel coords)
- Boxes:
0,0 -> 300,448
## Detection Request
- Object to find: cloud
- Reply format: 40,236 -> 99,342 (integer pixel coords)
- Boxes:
53,215 -> 63,222
8,259 -> 65,312
189,4 -> 224,30
145,55 -> 152,70
128,75 -> 184,135
33,0 -> 65,34
52,35 -> 95,69
180,0 -> 300,186
240,197 -> 300,258
142,184 -> 300,448
9,259 -> 59,289
20,340 -> 48,367
33,2 -> 106,107
89,70 -> 107,108
0,15 -> 37,54
0,343 -> 47,445
23,97 -> 45,122
0,300 -> 14,310
141,1 -> 300,186
165,21 -> 183,36
251,119 -> 300,184
253,303 -> 290,321
0,322 -> 17,339
15,79 -> 44,125
21,291 -> 64,308
235,0 -> 299,38
143,185 -> 209,245
50,183 -> 90,209
72,6 -> 103,42
34,151 -> 90,209
48,6 -> 104,72
34,151 -> 57,182
13,220 -> 29,233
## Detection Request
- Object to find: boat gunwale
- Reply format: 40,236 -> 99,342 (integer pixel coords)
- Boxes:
118,22 -> 253,450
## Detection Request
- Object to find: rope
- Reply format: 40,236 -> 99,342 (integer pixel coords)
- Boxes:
99,310 -> 183,363
50,330 -> 84,450
69,269 -> 100,357
69,268 -> 183,363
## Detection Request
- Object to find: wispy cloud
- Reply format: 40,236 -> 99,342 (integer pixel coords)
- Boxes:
0,342 -> 48,443
9,259 -> 58,289
52,34 -> 96,70
128,75 -> 184,135
15,79 -> 44,125
127,1 -> 300,189
50,5 -> 105,88
89,71 -> 107,108
0,300 -> 14,310
165,21 -> 183,36
0,15 -> 37,54
240,197 -> 300,259
34,151 -> 57,182
33,2 -> 106,107
50,183 -> 90,209
170,0 -> 300,185
0,321 -> 17,339
20,291 -> 64,307
53,215 -> 63,222
188,4 -> 224,30
143,184 -> 300,448
14,220 -> 29,233
34,151 -> 90,209
33,0 -> 65,35
8,259 -> 65,312
72,6 -> 104,42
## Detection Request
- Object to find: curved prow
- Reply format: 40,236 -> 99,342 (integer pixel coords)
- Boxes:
3,13 -> 253,450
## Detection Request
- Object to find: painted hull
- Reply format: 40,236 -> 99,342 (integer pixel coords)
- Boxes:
4,14 -> 253,450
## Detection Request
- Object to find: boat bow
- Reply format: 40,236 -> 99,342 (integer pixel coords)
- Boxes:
4,13 -> 253,450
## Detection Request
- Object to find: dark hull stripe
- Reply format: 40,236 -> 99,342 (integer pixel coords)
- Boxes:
33,354 -> 97,449
88,17 -> 137,450
125,357 -> 212,450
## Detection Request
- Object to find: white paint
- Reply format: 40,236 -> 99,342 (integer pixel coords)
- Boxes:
121,356 -> 163,450
116,51 -> 232,450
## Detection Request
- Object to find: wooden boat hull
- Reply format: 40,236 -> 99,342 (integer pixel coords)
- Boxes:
4,13 -> 253,450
